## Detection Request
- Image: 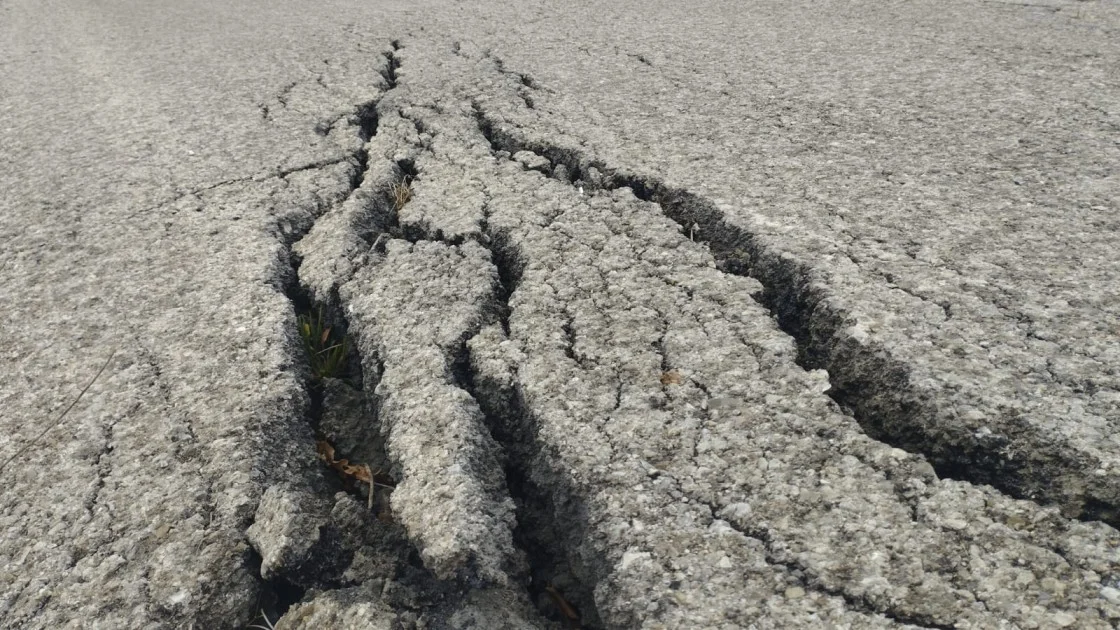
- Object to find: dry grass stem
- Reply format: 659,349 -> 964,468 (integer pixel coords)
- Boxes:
391,177 -> 412,211
0,348 -> 117,476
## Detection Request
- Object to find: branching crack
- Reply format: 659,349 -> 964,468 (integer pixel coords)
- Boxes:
467,105 -> 1116,528
243,57 -> 404,626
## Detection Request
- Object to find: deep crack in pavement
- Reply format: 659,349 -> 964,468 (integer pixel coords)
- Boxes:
5,2 -> 1120,625
473,97 -> 1120,531
250,38 -> 1120,629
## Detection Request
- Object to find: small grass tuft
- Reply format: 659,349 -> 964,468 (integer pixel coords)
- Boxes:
390,177 -> 412,211
297,306 -> 349,380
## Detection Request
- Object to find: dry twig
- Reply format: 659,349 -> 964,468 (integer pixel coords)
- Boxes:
0,348 -> 117,476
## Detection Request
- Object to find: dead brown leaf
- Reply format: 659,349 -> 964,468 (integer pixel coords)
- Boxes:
660,370 -> 682,386
316,440 -> 335,462
316,440 -> 395,510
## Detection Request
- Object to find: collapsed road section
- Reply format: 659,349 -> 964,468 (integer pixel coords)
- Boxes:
244,38 -> 1120,629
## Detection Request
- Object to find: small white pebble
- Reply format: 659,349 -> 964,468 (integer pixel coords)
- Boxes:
1051,611 -> 1077,627
1100,586 -> 1120,605
169,589 -> 191,605
620,550 -> 651,570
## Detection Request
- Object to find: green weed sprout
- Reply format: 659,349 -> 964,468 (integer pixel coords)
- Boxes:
298,306 -> 349,379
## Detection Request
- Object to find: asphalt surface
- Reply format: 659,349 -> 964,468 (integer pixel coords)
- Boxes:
2,0 -> 1119,628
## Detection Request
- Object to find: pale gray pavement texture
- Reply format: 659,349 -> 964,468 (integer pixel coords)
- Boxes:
2,0 -> 1119,628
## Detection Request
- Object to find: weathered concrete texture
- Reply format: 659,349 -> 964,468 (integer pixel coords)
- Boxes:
0,165 -> 355,628
0,2 -> 389,622
334,239 -> 521,586
276,588 -> 397,630
461,156 -> 1120,628
246,484 -> 351,588
474,0 -> 1120,524
277,42 -> 1120,627
393,108 -> 496,243
293,100 -> 414,311
276,583 -> 553,630
292,46 -> 525,590
247,482 -> 551,627
440,587 -> 558,629
247,484 -> 432,598
478,96 -> 1120,526
5,0 -> 1120,627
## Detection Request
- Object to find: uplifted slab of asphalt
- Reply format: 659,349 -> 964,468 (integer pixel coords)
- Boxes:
2,0 -> 1119,628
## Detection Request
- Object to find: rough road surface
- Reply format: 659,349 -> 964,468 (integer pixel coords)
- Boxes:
2,0 -> 1119,628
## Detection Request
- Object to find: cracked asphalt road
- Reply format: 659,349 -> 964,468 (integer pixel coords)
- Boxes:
2,0 -> 1119,628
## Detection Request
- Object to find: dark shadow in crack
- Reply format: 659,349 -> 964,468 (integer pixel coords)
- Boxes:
243,548 -> 306,629
463,343 -> 604,630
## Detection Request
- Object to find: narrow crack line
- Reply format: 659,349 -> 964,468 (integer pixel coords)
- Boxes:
126,178 -> 251,218
263,74 -> 337,120
479,53 -> 552,110
629,53 -> 653,67
136,344 -> 217,528
125,157 -> 352,220
488,52 -> 544,91
276,81 -> 298,108
612,376 -> 623,412
276,156 -> 352,180
696,498 -> 955,630
397,107 -> 434,139
979,0 -> 1062,12
561,314 -> 581,366
84,410 -> 123,515
468,106 -> 1117,527
654,326 -> 669,372
381,40 -> 402,89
